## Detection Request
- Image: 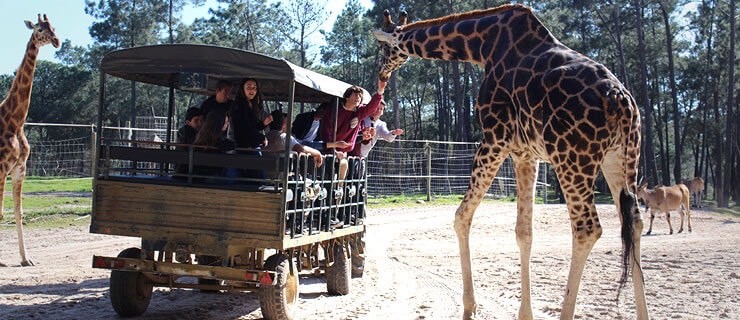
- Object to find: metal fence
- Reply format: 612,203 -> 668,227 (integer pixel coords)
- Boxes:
22,123 -> 549,199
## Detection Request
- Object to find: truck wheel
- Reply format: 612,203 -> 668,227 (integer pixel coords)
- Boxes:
110,247 -> 153,317
196,255 -> 222,292
259,254 -> 298,320
326,244 -> 350,295
350,238 -> 365,278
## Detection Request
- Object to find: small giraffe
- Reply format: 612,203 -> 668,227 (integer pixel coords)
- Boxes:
373,5 -> 647,320
0,14 -> 60,267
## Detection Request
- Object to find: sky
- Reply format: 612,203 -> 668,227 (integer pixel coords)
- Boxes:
0,0 -> 372,76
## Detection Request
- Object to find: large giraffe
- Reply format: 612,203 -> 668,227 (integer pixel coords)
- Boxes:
0,14 -> 60,267
373,5 -> 648,320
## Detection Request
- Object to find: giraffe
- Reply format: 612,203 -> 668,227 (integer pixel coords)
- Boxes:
373,5 -> 648,320
0,14 -> 60,267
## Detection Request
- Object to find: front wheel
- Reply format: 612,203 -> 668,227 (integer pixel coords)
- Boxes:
259,253 -> 299,320
109,247 -> 153,317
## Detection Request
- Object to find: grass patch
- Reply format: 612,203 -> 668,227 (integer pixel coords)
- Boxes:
366,193 -> 518,208
3,176 -> 92,193
1,177 -> 92,229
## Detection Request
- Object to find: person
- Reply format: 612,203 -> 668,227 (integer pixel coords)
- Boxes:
292,100 -> 350,151
200,80 -> 233,118
230,79 -> 268,149
192,108 -> 236,178
319,81 -> 386,155
234,78 -> 272,132
359,100 -> 404,158
319,80 -> 386,227
176,107 -> 204,150
264,110 -> 323,167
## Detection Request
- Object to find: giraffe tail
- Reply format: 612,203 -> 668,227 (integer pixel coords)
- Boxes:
611,88 -> 642,303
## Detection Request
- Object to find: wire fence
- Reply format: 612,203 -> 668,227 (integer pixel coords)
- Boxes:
21,123 -> 549,199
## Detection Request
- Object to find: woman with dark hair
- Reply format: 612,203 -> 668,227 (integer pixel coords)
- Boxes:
192,108 -> 236,178
234,78 -> 272,131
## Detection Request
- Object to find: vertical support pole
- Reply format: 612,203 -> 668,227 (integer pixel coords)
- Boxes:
90,125 -> 97,178
426,142 -> 432,202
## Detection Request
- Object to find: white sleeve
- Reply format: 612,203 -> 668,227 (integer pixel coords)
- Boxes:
375,120 -> 397,142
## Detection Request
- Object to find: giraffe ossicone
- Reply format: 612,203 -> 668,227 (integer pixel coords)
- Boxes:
0,14 -> 60,267
374,4 -> 648,320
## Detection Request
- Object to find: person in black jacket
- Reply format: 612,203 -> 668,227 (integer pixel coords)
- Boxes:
176,107 -> 203,150
200,80 -> 233,118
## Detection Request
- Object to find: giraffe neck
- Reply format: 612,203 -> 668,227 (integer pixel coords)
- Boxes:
2,40 -> 39,132
397,5 -> 557,67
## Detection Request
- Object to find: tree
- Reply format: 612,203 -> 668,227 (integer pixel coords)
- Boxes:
276,0 -> 328,68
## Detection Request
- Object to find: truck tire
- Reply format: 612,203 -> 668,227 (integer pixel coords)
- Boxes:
259,254 -> 298,320
326,244 -> 350,295
110,247 -> 153,317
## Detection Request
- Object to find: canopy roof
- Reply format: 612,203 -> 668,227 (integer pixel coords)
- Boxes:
100,44 -> 369,103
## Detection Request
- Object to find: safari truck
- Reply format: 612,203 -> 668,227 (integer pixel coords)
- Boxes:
89,44 -> 367,320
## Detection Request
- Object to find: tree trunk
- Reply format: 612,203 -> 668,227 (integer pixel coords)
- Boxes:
635,0 -> 659,185
659,2 -> 682,184
723,0 -> 736,205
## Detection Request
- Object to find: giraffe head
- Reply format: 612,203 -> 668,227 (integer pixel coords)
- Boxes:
373,10 -> 408,82
24,14 -> 60,49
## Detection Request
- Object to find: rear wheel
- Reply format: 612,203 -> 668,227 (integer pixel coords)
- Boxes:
109,247 -> 153,317
326,244 -> 350,295
259,254 -> 299,320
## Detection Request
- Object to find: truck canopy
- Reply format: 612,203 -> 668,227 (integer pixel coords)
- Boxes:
100,44 -> 369,103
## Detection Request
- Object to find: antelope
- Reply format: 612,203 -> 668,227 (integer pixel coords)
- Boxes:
686,177 -> 705,208
637,183 -> 692,235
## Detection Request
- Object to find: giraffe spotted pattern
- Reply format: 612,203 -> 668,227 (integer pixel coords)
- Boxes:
374,4 -> 648,320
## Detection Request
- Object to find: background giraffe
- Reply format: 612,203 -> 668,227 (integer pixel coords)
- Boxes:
0,14 -> 60,267
373,5 -> 647,320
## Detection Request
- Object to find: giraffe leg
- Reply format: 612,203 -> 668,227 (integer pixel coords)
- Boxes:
11,163 -> 33,267
558,181 -> 601,320
455,145 -> 507,320
511,154 -> 539,320
601,150 -> 649,319
0,174 -> 7,267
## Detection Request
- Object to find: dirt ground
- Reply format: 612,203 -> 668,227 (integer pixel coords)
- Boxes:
1,202 -> 738,319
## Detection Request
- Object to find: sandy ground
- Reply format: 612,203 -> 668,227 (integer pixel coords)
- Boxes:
1,202 -> 738,319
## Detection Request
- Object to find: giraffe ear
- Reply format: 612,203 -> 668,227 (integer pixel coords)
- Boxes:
25,20 -> 35,29
398,10 -> 408,25
372,30 -> 396,45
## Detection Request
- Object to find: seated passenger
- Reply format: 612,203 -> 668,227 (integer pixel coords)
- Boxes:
200,80 -> 233,118
231,79 -> 267,150
175,107 -> 204,176
264,110 -> 323,167
234,78 -> 272,133
176,107 -> 204,150
192,108 -> 235,178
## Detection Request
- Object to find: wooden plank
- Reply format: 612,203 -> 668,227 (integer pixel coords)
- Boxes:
93,180 -> 283,236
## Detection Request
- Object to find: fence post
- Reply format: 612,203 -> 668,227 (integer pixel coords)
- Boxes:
90,124 -> 97,178
426,142 -> 431,201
